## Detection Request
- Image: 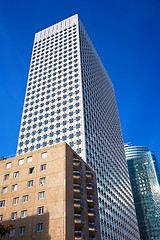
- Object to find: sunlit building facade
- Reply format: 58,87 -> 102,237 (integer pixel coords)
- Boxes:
125,145 -> 160,240
0,143 -> 101,240
17,14 -> 140,239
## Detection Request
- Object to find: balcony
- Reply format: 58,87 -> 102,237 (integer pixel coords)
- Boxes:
74,171 -> 82,184
89,223 -> 97,233
86,183 -> 94,194
75,230 -> 85,240
88,209 -> 96,220
73,159 -> 82,171
74,199 -> 84,213
86,171 -> 93,182
74,184 -> 83,198
74,214 -> 84,226
87,195 -> 95,207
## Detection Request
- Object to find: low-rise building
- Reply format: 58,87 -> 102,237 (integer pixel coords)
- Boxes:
0,142 -> 101,240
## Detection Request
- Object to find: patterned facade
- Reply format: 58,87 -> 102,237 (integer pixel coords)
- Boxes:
17,14 -> 140,239
125,145 -> 160,240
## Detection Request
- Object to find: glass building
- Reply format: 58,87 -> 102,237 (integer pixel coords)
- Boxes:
17,14 -> 140,239
125,145 -> 160,240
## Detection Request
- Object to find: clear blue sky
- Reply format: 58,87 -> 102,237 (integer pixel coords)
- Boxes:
0,0 -> 160,165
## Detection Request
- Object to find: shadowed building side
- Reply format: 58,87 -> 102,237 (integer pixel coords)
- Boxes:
1,213 -> 50,240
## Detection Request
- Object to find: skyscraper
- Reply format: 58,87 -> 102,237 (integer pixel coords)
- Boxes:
125,145 -> 160,240
17,14 -> 140,239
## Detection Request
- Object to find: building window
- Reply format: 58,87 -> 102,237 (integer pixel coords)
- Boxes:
69,126 -> 73,131
39,191 -> 45,200
29,167 -> 34,174
77,140 -> 81,145
12,184 -> 17,192
63,128 -> 67,133
69,134 -> 73,139
37,144 -> 40,149
13,171 -> 19,178
69,119 -> 73,123
69,112 -> 73,116
9,229 -> 15,237
62,136 -> 67,141
76,109 -> 80,114
27,156 -> 32,163
40,164 -> 46,171
6,162 -> 11,169
31,146 -> 34,151
77,149 -> 81,154
44,128 -> 48,132
19,159 -> 24,165
18,150 -> 22,155
13,197 -> 19,205
50,125 -> 54,130
11,212 -> 17,220
21,210 -> 27,218
19,226 -> 25,236
38,207 -> 44,215
22,195 -> 28,203
2,187 -> 7,194
36,223 -> 43,232
38,136 -> 41,141
41,152 -> 47,159
49,140 -> 53,145
70,142 -> 74,147
4,174 -> 9,181
56,130 -> 60,135
76,132 -> 81,137
43,134 -> 47,139
28,180 -> 33,188
38,129 -> 42,134
0,200 -> 5,208
0,215 -> 3,222
39,177 -> 46,185
56,138 -> 60,143
76,124 -> 80,129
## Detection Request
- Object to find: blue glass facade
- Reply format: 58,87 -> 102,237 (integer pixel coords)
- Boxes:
125,145 -> 160,240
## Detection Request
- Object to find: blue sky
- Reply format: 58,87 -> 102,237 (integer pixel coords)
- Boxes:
0,0 -> 160,165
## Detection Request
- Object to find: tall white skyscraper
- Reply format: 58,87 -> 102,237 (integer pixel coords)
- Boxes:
17,14 -> 140,239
